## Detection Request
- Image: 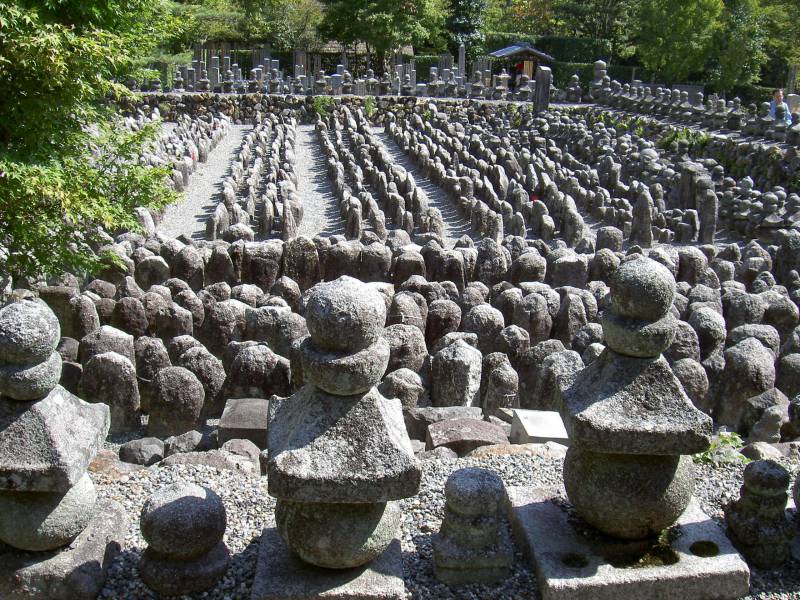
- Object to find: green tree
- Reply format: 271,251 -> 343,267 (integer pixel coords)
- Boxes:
552,0 -> 637,38
760,0 -> 800,90
485,0 -> 555,36
634,0 -> 724,83
236,0 -> 324,50
706,0 -> 766,92
317,0 -> 448,73
0,1 -> 177,278
446,0 -> 487,60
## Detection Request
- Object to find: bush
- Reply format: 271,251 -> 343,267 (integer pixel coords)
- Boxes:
551,62 -> 594,88
535,36 -> 612,63
728,83 -> 775,105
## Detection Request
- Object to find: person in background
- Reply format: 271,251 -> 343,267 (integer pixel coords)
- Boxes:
770,88 -> 793,125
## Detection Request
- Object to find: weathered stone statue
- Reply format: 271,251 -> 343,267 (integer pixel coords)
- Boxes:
433,468 -> 512,585
266,276 -> 421,568
725,460 -> 793,568
566,74 -> 582,103
560,258 -> 712,539
0,300 -> 124,599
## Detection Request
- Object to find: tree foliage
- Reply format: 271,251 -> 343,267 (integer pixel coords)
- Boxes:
706,0 -> 766,92
635,0 -> 724,83
0,1 -> 177,278
317,0 -> 448,71
446,0 -> 487,59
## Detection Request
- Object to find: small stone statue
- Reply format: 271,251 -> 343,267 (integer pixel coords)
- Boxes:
139,483 -> 229,595
566,73 -> 582,102
725,459 -> 793,569
365,69 -> 378,95
470,71 -> 484,98
433,468 -> 512,585
223,69 -> 234,93
400,73 -> 414,96
342,70 -> 353,95
379,72 -> 392,96
516,74 -> 532,101
173,69 -> 184,91
314,70 -> 327,95
269,68 -> 281,94
196,70 -> 210,92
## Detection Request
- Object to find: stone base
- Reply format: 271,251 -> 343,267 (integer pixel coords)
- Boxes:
432,527 -> 513,586
139,541 -> 230,596
507,487 -> 750,600
0,499 -> 126,600
251,527 -> 406,600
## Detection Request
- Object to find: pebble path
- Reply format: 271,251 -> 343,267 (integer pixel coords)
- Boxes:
296,123 -> 345,238
372,126 -> 478,246
158,124 -> 251,240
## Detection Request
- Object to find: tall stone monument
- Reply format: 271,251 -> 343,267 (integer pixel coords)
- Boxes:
507,259 -> 750,600
534,66 -> 552,114
0,299 -> 125,599
252,276 -> 421,600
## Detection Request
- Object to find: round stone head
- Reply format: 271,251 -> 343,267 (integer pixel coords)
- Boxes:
304,276 -> 387,353
610,258 -> 676,321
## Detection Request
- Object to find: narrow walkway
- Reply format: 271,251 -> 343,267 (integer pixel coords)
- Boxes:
372,126 -> 477,245
296,124 -> 345,238
158,124 -> 251,240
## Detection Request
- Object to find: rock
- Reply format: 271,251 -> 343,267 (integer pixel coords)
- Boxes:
740,442 -> 783,461
147,367 -> 205,438
433,467 -> 512,585
220,438 -> 261,467
431,340 -> 482,407
383,324 -> 427,373
0,473 -> 95,551
725,460 -> 793,568
78,325 -> 135,366
509,409 -> 569,445
78,352 -> 141,433
139,483 -> 229,596
303,275 -> 386,352
0,386 -> 109,492
717,338 -> 776,429
164,430 -> 206,457
119,437 -> 164,466
161,449 -> 257,474
218,397 -> 269,449
425,418 -> 509,456
0,300 -> 60,365
465,441 -> 568,459
404,406 -> 483,441
378,368 -> 425,411
176,346 -> 226,417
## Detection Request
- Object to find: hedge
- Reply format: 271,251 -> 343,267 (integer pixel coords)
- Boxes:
728,83 -> 776,106
484,32 -> 612,64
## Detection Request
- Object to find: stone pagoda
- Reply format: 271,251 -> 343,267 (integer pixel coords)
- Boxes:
252,276 -> 421,599
0,299 -> 125,599
507,258 -> 750,600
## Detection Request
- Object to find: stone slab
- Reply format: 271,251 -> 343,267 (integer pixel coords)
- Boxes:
218,397 -> 269,449
0,499 -> 126,600
506,486 -> 750,600
509,409 -> 569,445
404,406 -> 483,441
251,527 -> 406,600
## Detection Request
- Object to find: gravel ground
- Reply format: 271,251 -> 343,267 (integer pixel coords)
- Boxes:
158,124 -> 251,240
372,126 -> 478,247
92,452 -> 800,600
295,123 -> 345,238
